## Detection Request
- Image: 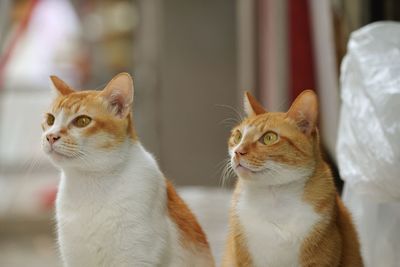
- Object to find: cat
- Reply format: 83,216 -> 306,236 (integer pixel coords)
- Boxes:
222,91 -> 363,267
41,73 -> 215,267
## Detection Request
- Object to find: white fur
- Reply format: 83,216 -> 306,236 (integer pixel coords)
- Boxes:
235,165 -> 320,267
53,143 -> 212,267
42,109 -> 212,266
229,125 -> 320,266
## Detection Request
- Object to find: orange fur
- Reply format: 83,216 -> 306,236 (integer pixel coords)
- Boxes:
299,145 -> 363,266
223,91 -> 363,267
49,84 -> 211,245
44,74 -> 214,263
166,180 -> 212,249
42,88 -> 137,152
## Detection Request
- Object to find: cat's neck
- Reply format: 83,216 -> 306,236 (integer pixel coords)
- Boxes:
57,141 -> 165,209
237,158 -> 334,205
238,160 -> 316,188
60,141 -> 160,186
239,177 -> 307,199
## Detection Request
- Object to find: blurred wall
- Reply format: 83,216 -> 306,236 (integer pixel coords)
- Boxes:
149,0 -> 237,186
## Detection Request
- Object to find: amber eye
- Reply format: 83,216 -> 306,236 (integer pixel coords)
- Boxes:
261,131 -> 278,145
232,130 -> 242,144
73,115 -> 92,128
47,114 -> 55,126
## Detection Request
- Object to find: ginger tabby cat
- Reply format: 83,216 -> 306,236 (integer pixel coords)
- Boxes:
222,91 -> 363,267
41,73 -> 214,267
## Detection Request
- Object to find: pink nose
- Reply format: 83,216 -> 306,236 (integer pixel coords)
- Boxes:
235,147 -> 248,156
46,133 -> 61,145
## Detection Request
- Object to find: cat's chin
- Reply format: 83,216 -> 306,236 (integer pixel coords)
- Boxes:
235,164 -> 257,176
237,164 -> 313,187
49,150 -> 74,159
45,150 -> 78,168
234,164 -> 267,181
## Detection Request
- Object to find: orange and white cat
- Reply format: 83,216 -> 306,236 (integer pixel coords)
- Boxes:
222,91 -> 363,267
41,73 -> 214,267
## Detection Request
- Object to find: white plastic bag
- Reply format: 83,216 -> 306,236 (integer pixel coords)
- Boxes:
338,22 -> 400,267
338,22 -> 400,201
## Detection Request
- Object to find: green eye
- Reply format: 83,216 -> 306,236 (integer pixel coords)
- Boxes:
233,130 -> 242,144
73,115 -> 92,128
47,114 -> 55,126
261,131 -> 278,145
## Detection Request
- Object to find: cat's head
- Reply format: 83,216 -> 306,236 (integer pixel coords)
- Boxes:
228,90 -> 319,186
41,73 -> 136,172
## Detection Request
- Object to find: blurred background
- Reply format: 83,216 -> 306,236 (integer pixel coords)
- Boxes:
0,0 -> 399,266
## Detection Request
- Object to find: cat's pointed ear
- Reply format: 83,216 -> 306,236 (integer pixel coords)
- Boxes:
286,90 -> 318,135
244,91 -> 267,117
49,75 -> 74,96
99,72 -> 134,118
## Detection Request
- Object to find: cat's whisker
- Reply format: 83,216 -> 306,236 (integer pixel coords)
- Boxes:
219,117 -> 240,125
20,148 -> 45,180
41,73 -> 215,266
219,117 -> 241,129
215,104 -> 244,122
74,152 -> 93,167
220,159 -> 236,187
214,158 -> 232,187
215,158 -> 230,172
226,168 -> 236,186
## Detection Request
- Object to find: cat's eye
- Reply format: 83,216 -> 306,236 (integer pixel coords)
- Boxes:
233,130 -> 242,144
73,115 -> 92,128
46,114 -> 55,126
261,131 -> 278,145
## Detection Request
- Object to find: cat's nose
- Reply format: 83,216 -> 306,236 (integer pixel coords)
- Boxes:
46,133 -> 61,145
235,148 -> 248,156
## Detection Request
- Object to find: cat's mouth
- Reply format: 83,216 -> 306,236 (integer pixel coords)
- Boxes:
234,161 -> 273,177
235,163 -> 260,174
48,148 -> 75,159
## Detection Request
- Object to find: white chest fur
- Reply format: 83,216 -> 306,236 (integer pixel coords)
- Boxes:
55,144 -> 191,267
236,180 -> 320,267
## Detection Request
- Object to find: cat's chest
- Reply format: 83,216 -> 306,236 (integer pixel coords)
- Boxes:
55,178 -> 169,266
236,189 -> 320,267
56,197 -> 139,252
56,187 -> 164,242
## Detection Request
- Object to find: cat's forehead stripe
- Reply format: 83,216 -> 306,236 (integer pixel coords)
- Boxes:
244,115 -> 270,132
52,92 -> 97,113
249,114 -> 272,126
244,113 -> 287,130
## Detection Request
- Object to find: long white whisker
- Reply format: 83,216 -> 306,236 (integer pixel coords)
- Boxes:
220,158 -> 236,187
215,104 -> 244,122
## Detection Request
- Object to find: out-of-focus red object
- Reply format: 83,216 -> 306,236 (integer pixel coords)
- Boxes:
40,185 -> 58,210
0,0 -> 39,87
289,0 -> 316,100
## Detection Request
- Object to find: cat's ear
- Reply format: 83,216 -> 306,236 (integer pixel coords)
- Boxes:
286,90 -> 318,135
49,75 -> 74,96
244,91 -> 267,117
99,72 -> 134,118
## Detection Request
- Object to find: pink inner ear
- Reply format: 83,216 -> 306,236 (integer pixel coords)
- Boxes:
287,90 -> 318,135
297,117 -> 311,133
100,73 -> 134,118
109,90 -> 128,116
287,111 -> 315,135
